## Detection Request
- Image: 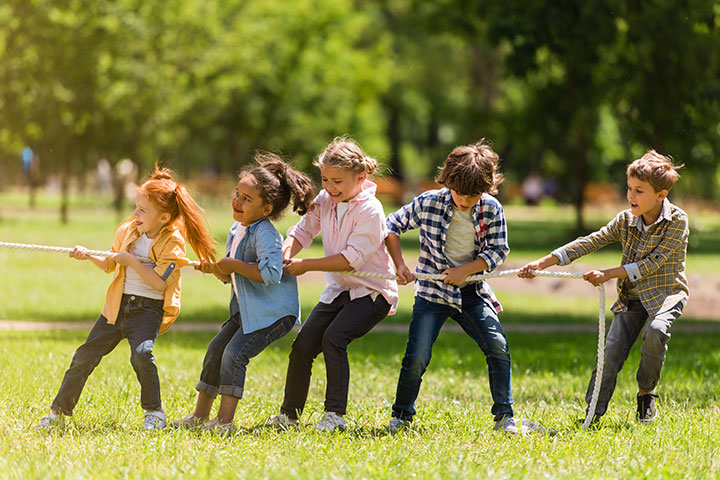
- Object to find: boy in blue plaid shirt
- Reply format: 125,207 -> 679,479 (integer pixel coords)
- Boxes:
384,140 -> 517,434
519,150 -> 688,425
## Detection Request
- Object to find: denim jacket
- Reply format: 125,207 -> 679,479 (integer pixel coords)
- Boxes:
226,218 -> 300,333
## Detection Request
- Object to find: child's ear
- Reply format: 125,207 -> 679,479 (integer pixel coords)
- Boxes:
357,171 -> 368,183
657,189 -> 669,201
263,204 -> 273,217
160,212 -> 172,225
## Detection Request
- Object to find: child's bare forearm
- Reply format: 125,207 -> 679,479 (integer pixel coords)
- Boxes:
88,255 -> 110,271
385,234 -> 406,270
219,258 -> 263,283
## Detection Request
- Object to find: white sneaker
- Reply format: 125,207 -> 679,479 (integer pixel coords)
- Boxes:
142,410 -> 167,430
315,411 -> 347,432
201,418 -> 237,436
265,413 -> 299,431
36,412 -> 64,430
385,417 -> 410,434
493,416 -> 518,434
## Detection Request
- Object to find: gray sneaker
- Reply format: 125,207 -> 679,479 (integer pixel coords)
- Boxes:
493,416 -> 519,434
315,411 -> 347,432
385,417 -> 411,434
201,418 -> 237,436
169,413 -> 207,429
265,413 -> 299,431
142,411 -> 167,431
36,412 -> 64,430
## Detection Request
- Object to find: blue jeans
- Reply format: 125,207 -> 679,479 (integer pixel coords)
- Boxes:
392,286 -> 514,421
585,300 -> 682,416
197,314 -> 296,398
52,294 -> 164,415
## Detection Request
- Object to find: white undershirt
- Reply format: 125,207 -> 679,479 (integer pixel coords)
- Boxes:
123,234 -> 164,300
336,202 -> 349,229
444,207 -> 477,288
229,224 -> 247,302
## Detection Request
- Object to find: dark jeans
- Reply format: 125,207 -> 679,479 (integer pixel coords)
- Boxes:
281,291 -> 391,418
585,300 -> 682,417
197,313 -> 296,398
51,294 -> 164,415
392,286 -> 514,422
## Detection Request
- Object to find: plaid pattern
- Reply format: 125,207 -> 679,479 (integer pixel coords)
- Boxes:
552,199 -> 689,317
386,188 -> 509,313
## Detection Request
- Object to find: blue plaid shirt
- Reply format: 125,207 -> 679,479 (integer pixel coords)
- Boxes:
386,188 -> 509,313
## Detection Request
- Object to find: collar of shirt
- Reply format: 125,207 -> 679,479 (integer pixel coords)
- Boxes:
629,198 -> 673,231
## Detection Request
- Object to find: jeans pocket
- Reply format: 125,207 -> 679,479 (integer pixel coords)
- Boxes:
264,316 -> 294,345
373,296 -> 391,317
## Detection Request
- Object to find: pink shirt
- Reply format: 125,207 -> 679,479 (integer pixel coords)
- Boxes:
287,180 -> 399,314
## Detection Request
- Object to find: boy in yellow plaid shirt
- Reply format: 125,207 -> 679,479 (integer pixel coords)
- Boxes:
519,150 -> 688,425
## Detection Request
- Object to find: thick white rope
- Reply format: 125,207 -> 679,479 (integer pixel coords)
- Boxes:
0,241 -> 200,267
0,240 -> 604,429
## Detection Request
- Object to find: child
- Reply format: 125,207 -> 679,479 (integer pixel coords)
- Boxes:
266,137 -> 399,432
36,166 -> 216,430
519,150 -> 688,425
170,153 -> 315,435
384,139 -> 517,434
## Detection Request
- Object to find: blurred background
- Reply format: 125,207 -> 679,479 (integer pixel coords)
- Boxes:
1,0 -> 719,230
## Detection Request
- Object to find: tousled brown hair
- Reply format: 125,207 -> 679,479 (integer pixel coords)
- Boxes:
626,150 -> 683,192
435,139 -> 504,195
137,165 -> 216,261
240,152 -> 316,220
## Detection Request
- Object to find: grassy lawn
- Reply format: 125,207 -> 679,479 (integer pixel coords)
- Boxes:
2,193 -> 720,478
2,328 -> 720,479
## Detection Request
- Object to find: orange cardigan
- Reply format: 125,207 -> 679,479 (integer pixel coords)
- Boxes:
101,219 -> 189,334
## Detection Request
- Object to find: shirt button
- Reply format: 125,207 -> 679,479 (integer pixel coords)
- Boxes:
130,295 -> 136,300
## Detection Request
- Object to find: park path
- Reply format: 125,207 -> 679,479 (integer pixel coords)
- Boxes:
3,320 -> 720,334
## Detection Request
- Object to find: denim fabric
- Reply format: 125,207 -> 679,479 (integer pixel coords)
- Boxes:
585,300 -> 682,416
51,294 -> 164,415
196,314 -> 296,398
225,219 -> 301,334
281,291 -> 391,418
392,285 -> 514,422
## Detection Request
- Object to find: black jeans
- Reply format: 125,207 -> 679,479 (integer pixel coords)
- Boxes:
281,291 -> 391,418
51,294 -> 164,415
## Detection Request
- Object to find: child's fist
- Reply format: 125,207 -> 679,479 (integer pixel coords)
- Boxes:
395,264 -> 415,285
583,270 -> 608,287
69,246 -> 89,260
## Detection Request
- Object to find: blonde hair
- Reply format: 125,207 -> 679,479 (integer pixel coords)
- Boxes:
137,165 -> 216,261
435,139 -> 504,195
626,150 -> 683,192
313,137 -> 378,175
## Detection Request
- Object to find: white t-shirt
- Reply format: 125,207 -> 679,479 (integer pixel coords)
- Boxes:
336,202 -> 350,229
229,224 -> 247,302
123,234 -> 164,300
444,207 -> 477,288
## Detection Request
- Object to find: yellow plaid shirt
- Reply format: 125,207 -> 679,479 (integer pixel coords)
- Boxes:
552,199 -> 689,317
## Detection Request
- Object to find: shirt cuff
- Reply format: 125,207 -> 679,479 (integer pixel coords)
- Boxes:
624,262 -> 642,282
551,248 -> 571,266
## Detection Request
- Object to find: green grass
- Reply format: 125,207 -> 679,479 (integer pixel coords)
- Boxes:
2,329 -> 720,479
2,192 -> 720,478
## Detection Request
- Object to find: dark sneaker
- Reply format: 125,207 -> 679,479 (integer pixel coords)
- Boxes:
636,393 -> 658,424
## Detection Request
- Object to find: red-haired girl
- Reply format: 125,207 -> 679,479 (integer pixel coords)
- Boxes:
36,165 -> 215,431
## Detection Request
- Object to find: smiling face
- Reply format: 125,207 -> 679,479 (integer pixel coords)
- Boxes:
134,193 -> 171,238
232,175 -> 273,226
320,165 -> 366,203
627,175 -> 667,224
450,189 -> 483,212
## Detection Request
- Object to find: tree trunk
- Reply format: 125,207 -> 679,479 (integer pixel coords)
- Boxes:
572,129 -> 588,233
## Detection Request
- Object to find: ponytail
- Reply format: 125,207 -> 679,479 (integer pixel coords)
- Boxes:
244,152 -> 316,220
173,183 -> 217,261
139,164 -> 216,261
